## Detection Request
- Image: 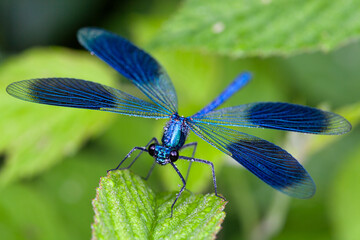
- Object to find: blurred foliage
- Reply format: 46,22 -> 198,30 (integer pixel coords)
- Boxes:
92,170 -> 226,240
152,0 -> 360,57
0,0 -> 359,240
308,103 -> 360,154
0,48 -> 116,186
330,147 -> 360,240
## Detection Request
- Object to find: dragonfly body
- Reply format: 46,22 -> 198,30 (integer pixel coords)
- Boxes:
148,113 -> 189,165
7,28 -> 352,216
162,114 -> 189,150
149,114 -> 189,165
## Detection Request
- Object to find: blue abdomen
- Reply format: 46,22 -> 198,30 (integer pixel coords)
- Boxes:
162,115 -> 189,149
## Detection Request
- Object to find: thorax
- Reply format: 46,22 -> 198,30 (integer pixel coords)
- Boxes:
161,114 -> 189,149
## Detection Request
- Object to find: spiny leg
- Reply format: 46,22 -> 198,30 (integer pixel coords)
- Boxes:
179,156 -> 226,201
143,160 -> 156,181
169,162 -> 187,218
180,142 -> 197,194
107,146 -> 147,172
180,142 -> 198,183
138,138 -> 159,180
120,137 -> 159,170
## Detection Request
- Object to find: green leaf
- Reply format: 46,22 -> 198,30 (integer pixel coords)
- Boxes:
92,170 -> 226,240
0,47 -> 117,186
151,0 -> 360,57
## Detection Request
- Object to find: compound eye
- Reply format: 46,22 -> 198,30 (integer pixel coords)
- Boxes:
169,150 -> 179,162
148,144 -> 156,156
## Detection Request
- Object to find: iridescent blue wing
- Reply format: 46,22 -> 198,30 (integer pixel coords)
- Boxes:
186,119 -> 315,198
77,27 -> 177,115
191,102 -> 351,135
6,78 -> 170,118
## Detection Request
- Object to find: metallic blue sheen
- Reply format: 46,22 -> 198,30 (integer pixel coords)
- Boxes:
6,27 -> 352,199
6,78 -> 170,118
154,145 -> 172,165
77,28 -> 178,115
186,120 -> 315,198
162,114 -> 189,149
191,102 -> 351,135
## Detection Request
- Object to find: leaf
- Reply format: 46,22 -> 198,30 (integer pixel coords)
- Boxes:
0,47 -> 117,186
151,0 -> 360,57
92,170 -> 226,240
329,147 -> 360,240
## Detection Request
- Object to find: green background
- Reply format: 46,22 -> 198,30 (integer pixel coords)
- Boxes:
0,0 -> 359,239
